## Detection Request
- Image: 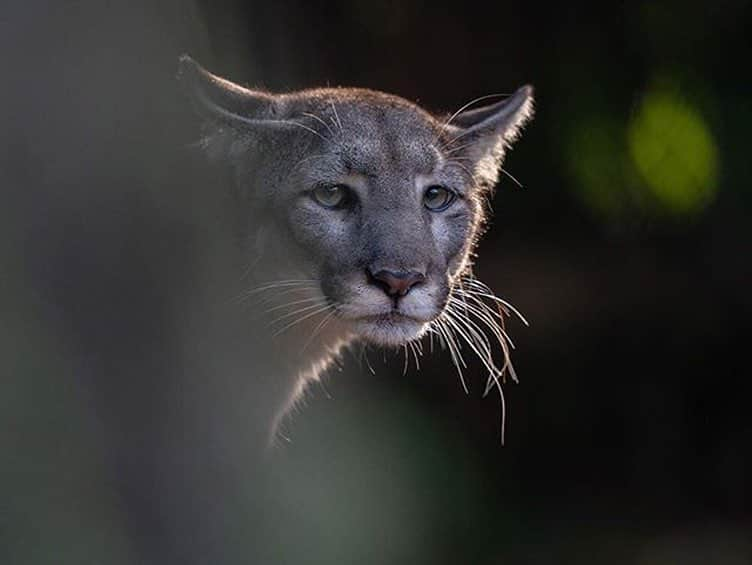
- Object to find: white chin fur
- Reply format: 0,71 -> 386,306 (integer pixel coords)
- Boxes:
351,316 -> 430,347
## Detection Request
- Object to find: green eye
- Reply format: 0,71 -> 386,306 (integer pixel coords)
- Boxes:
311,184 -> 349,208
423,185 -> 456,211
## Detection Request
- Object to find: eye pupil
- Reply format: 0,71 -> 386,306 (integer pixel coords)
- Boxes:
423,185 -> 455,211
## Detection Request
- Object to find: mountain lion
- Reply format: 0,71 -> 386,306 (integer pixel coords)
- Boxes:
177,55 -> 535,448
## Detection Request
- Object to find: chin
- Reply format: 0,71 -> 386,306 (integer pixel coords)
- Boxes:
351,313 -> 431,347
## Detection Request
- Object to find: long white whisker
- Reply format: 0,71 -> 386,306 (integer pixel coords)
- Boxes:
454,288 -> 519,383
291,153 -> 332,173
413,342 -> 421,371
408,340 -> 421,371
276,120 -> 331,143
301,112 -> 335,137
432,317 -> 469,394
362,346 -> 376,375
233,282 -> 319,305
329,100 -> 343,132
269,301 -> 327,326
445,156 -> 524,189
253,285 -> 318,304
302,307 -> 338,352
444,305 -> 510,445
445,307 -> 502,387
442,141 -> 476,156
443,309 -> 497,378
445,159 -> 480,185
501,167 -> 523,188
272,304 -> 333,337
470,292 -> 528,327
451,293 -> 516,350
241,279 -> 318,293
497,378 -> 507,446
428,276 -> 528,444
440,128 -> 477,153
238,280 -> 317,293
264,296 -> 322,314
235,287 -> 318,307
436,92 -> 512,142
460,279 -> 529,326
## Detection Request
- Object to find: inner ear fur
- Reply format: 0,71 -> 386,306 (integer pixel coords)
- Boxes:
441,85 -> 535,187
449,85 -> 534,145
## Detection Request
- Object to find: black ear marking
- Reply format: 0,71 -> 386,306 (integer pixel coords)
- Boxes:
177,55 -> 276,125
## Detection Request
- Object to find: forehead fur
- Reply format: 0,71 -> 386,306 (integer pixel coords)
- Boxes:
279,88 -> 442,175
179,55 -> 534,196
281,87 -> 437,121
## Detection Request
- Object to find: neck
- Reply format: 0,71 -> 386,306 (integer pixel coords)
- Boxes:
192,263 -> 353,443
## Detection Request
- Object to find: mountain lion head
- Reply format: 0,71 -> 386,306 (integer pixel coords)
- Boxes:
179,56 -> 533,359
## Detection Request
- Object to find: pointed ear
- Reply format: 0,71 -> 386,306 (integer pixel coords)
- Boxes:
177,55 -> 279,126
441,85 -> 534,188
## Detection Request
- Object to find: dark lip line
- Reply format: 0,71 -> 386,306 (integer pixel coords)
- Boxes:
353,312 -> 430,324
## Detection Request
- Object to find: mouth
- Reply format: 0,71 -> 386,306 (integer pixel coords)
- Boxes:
350,310 -> 432,346
360,310 -> 421,322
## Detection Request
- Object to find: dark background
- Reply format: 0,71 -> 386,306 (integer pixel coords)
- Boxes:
1,1 -> 750,563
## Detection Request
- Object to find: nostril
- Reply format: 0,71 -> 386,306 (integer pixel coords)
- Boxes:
367,269 -> 425,297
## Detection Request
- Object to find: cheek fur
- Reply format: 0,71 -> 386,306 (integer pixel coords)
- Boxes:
430,204 -> 474,268
287,202 -> 354,258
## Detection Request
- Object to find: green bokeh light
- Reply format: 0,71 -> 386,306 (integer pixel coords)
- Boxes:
566,83 -> 720,223
628,89 -> 719,215
566,117 -> 635,219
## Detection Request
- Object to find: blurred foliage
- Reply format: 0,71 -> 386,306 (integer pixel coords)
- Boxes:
258,386 -> 490,564
566,79 -> 719,222
0,282 -> 136,564
566,116 -> 642,220
628,84 -> 719,216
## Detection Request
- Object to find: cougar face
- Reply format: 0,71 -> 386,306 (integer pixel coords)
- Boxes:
179,56 -> 534,351
281,98 -> 479,346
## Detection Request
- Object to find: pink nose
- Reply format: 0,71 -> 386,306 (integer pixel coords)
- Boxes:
368,269 -> 425,297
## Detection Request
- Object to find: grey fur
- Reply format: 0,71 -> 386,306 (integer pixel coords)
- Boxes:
178,55 -> 534,441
